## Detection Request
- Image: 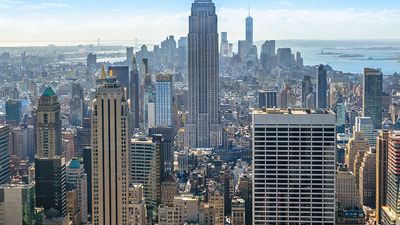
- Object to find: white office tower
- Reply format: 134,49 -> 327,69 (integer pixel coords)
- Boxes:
252,108 -> 336,224
91,68 -> 130,225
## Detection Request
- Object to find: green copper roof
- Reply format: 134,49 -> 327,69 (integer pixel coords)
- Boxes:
68,158 -> 81,169
42,86 -> 56,97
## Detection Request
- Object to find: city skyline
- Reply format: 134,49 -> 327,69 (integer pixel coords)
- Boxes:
0,0 -> 399,224
0,0 -> 400,45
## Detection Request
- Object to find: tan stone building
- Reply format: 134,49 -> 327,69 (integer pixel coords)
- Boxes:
359,149 -> 376,208
345,131 -> 369,187
161,175 -> 178,206
231,197 -> 245,225
91,68 -> 130,225
128,184 -> 147,225
336,165 -> 359,210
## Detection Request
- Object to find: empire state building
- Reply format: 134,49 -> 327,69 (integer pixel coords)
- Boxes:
186,0 -> 221,148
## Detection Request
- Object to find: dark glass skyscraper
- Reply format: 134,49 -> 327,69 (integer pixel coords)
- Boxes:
302,75 -> 313,108
5,99 -> 21,126
246,13 -> 253,47
317,64 -> 328,109
186,0 -> 220,148
363,68 -> 383,129
0,125 -> 10,185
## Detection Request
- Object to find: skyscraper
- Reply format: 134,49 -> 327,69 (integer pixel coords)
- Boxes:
0,183 -> 36,225
155,74 -> 173,127
336,102 -> 346,126
186,0 -> 220,148
91,68 -> 130,225
149,127 -> 175,177
301,75 -> 313,108
108,66 -> 130,99
69,82 -> 84,126
317,64 -> 328,109
36,87 -> 62,158
252,108 -> 336,224
35,87 -> 67,220
87,53 -> 97,68
245,10 -> 253,47
0,125 -> 10,185
376,129 -> 389,224
130,137 -> 160,209
126,47 -> 134,67
381,131 -> 400,224
266,91 -> 277,108
363,68 -> 383,129
5,99 -> 21,126
277,48 -> 294,67
258,91 -> 266,108
354,116 -> 376,148
359,149 -> 376,208
66,158 -> 88,224
345,131 -> 369,188
260,40 -> 276,67
220,32 -> 229,57
143,72 -> 155,131
130,57 -> 140,129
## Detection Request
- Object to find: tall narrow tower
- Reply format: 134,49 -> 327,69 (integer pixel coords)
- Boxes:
245,5 -> 253,47
35,87 -> 67,220
363,68 -> 383,129
317,64 -> 328,109
91,67 -> 130,225
186,0 -> 220,148
37,87 -> 62,158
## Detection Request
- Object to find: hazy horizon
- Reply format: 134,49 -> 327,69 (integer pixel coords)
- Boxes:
0,0 -> 399,45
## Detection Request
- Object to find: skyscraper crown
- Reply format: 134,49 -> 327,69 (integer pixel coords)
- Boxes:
42,86 -> 56,97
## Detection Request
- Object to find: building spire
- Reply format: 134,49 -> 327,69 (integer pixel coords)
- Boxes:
100,65 -> 107,79
109,68 -> 113,77
248,3 -> 251,17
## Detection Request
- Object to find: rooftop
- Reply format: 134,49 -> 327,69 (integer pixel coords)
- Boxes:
68,158 -> 81,169
42,86 -> 57,97
253,108 -> 334,115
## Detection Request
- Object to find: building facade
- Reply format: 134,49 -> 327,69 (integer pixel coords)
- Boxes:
91,69 -> 130,225
363,68 -> 383,129
155,74 -> 173,127
35,87 -> 66,219
0,125 -> 10,185
252,108 -> 336,224
0,183 -> 35,225
66,159 -> 88,223
336,165 -> 359,210
186,0 -> 221,148
128,184 -> 147,225
317,64 -> 327,109
376,129 -> 389,224
359,149 -> 376,208
130,137 -> 159,209
36,87 -> 63,158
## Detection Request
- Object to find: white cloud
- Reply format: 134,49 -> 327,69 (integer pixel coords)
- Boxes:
0,7 -> 399,46
0,0 -> 71,11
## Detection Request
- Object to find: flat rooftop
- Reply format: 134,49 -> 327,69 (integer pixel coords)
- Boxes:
253,108 -> 334,115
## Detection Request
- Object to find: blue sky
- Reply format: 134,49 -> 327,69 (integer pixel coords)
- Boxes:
0,0 -> 399,45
